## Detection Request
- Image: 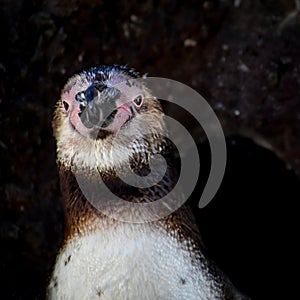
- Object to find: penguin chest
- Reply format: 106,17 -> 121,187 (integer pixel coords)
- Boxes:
48,224 -> 214,300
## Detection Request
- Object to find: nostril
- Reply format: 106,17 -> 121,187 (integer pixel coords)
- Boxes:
63,101 -> 69,111
79,104 -> 85,111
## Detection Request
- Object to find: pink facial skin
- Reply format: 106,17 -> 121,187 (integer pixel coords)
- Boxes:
61,80 -> 143,139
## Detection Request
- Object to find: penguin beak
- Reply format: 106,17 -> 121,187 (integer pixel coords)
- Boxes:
75,85 -> 135,134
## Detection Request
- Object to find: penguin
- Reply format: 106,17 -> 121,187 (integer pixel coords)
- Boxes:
48,65 -> 249,300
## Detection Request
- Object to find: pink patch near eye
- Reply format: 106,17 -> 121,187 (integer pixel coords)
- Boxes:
61,90 -> 75,113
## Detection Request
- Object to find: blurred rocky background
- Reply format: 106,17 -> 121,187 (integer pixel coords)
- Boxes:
0,0 -> 299,299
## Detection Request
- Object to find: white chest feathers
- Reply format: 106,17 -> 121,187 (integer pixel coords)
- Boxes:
48,223 -> 222,300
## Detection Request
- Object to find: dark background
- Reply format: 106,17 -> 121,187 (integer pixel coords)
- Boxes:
0,0 -> 299,299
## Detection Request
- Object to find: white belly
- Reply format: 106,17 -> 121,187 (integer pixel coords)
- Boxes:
48,223 -> 220,300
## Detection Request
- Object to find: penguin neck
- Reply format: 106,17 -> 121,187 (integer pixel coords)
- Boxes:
57,145 -> 184,240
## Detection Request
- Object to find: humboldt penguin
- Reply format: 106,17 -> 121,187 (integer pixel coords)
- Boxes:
48,65 -> 248,300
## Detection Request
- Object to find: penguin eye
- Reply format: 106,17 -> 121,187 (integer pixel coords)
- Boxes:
62,101 -> 69,111
133,95 -> 143,107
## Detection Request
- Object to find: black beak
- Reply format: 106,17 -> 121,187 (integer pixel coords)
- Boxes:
76,85 -> 120,129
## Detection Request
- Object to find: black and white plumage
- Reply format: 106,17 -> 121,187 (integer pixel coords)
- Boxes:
48,65 -> 248,300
